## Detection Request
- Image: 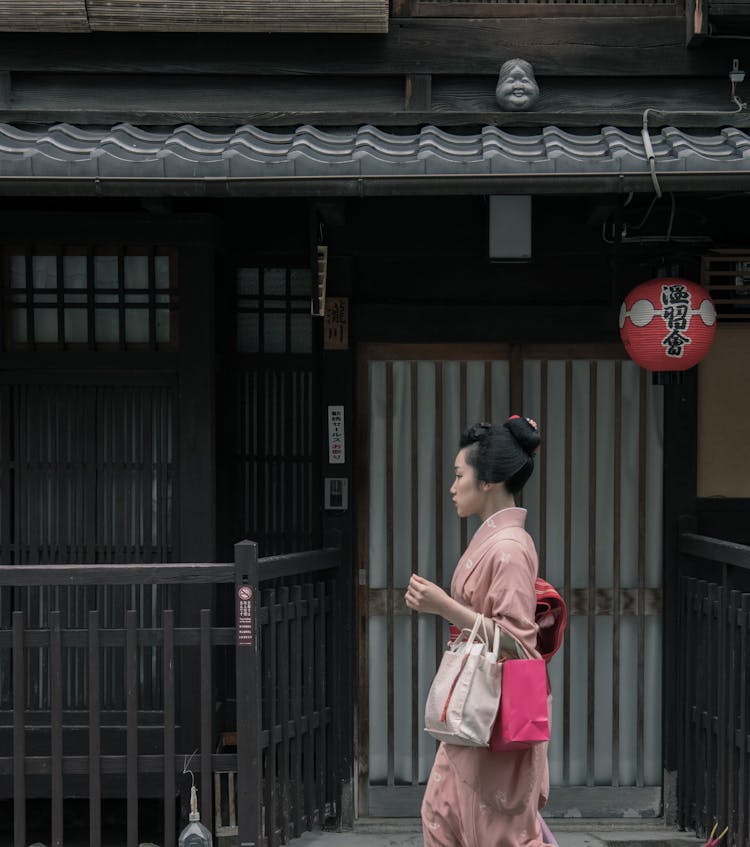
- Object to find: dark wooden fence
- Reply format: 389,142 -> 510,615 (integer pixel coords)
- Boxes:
678,531 -> 750,847
0,538 -> 344,847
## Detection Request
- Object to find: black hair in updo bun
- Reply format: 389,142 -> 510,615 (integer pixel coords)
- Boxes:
459,415 -> 540,495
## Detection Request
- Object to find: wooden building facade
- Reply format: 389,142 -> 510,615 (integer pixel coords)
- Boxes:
0,2 -> 749,844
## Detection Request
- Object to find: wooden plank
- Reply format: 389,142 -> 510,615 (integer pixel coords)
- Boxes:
360,343 -> 511,362
314,581 -> 327,826
126,610 -> 138,847
405,0 -> 679,14
200,608 -> 213,835
303,583 -> 316,827
0,21 -> 736,77
587,361 -> 597,788
12,612 -> 25,847
86,0 -> 389,33
612,361 -> 622,789
163,610 -> 176,847
410,361 -> 419,787
264,589 -> 279,845
277,587 -> 292,841
88,610 -> 102,847
234,540 -> 262,846
355,347 -> 371,816
0,562 -> 236,585
0,1 -> 89,31
385,362 -> 395,788
290,585 -> 304,836
405,74 -> 432,111
50,611 -> 63,847
680,533 -> 750,571
7,105 -> 750,128
369,585 -> 662,616
636,370 -> 647,789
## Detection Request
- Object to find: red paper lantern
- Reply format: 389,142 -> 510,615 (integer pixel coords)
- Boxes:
619,277 -> 717,372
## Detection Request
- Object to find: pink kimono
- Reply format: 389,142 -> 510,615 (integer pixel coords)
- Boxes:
422,507 -> 553,847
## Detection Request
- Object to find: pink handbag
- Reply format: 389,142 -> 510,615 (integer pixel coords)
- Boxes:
489,654 -> 550,752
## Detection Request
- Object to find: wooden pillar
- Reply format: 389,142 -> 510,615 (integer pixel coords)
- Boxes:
177,241 -> 217,813
320,254 -> 356,824
661,369 -> 697,822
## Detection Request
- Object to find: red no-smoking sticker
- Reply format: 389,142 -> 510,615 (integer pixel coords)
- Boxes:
237,585 -> 255,646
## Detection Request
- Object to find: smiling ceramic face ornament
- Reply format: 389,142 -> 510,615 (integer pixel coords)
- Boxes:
495,59 -> 540,111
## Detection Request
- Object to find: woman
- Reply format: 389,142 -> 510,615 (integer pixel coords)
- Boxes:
405,416 -> 554,847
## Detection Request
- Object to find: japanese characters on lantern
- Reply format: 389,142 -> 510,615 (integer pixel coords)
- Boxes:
619,278 -> 717,372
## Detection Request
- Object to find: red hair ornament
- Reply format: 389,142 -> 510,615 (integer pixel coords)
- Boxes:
619,278 -> 717,372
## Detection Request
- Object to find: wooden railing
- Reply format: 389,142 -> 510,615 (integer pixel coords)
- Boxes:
0,539 -> 344,847
678,532 -> 750,847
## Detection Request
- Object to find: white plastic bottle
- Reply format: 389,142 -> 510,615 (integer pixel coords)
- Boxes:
178,785 -> 213,847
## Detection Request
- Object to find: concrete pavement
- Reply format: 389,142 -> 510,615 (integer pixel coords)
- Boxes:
293,819 -> 704,846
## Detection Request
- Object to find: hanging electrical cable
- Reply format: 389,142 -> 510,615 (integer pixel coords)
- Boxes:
641,61 -> 747,198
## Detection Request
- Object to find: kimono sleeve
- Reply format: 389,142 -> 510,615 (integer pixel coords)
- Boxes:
482,537 -> 538,653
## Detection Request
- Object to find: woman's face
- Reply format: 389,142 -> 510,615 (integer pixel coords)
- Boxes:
450,448 -> 486,518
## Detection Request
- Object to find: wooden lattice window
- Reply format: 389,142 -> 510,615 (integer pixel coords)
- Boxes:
236,266 -> 313,355
1,247 -> 178,351
0,380 -> 177,710
701,249 -> 750,322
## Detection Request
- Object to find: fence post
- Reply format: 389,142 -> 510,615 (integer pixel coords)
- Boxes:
235,540 -> 262,847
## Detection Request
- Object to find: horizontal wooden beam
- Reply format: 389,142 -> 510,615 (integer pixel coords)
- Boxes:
87,0 -> 388,33
0,171 -> 746,198
0,0 -> 388,34
0,21 -> 747,77
679,531 -> 750,570
0,1 -> 88,32
368,587 -> 662,616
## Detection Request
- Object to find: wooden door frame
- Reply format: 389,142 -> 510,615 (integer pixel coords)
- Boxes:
354,340 -> 654,818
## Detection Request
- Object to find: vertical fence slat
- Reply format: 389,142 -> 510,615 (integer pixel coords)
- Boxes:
314,581 -> 327,825
303,582 -> 315,828
410,361 -> 419,788
612,361 -> 622,789
235,540 -> 262,847
50,609 -> 64,847
200,607 -> 213,836
538,360 -> 547,580
278,587 -> 291,843
434,362 -> 443,675
562,361 -> 572,784
586,361 -> 597,788
739,594 -> 750,846
385,362 -> 395,789
459,361 -> 467,552
12,611 -> 26,847
163,609 -> 176,847
636,370 -> 647,788
264,588 -> 279,846
89,610 -> 102,847
126,609 -> 138,847
290,585 -> 304,838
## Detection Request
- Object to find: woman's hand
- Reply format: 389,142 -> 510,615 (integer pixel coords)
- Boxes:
405,574 -> 450,617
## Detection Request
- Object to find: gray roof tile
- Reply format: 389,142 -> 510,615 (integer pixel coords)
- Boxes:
0,122 -> 748,181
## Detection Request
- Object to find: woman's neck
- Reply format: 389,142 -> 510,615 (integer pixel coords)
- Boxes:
479,490 -> 517,523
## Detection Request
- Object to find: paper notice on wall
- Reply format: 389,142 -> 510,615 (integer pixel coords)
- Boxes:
328,405 -> 345,464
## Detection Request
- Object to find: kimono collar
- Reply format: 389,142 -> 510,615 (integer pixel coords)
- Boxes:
480,506 -> 527,532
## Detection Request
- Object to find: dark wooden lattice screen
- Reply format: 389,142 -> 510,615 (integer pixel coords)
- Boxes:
0,380 -> 177,710
234,363 -> 318,556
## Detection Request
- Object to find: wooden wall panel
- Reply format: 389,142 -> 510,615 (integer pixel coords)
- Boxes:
86,0 -> 388,33
0,1 -> 88,31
